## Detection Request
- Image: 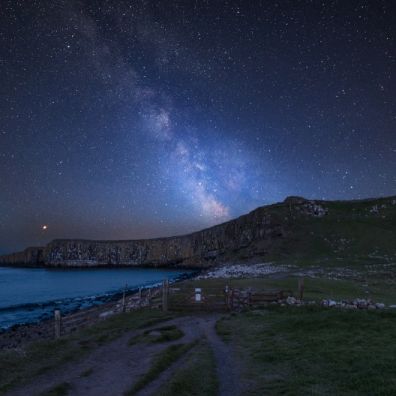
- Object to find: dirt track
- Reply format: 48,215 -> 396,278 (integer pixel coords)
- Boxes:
5,315 -> 241,396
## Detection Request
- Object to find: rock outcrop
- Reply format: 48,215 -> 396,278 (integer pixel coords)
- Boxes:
0,198 -> 295,268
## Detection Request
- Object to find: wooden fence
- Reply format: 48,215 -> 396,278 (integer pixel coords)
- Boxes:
54,286 -> 163,338
163,281 -> 293,312
52,279 -> 302,338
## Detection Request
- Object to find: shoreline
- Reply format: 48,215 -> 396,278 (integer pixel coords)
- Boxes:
0,271 -> 198,349
0,263 -> 203,270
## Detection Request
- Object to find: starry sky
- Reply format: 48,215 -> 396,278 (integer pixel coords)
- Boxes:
1,0 -> 395,254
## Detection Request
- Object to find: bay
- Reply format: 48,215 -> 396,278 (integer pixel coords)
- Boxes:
0,266 -> 192,329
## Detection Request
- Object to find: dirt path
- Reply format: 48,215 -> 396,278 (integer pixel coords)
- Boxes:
200,317 -> 242,396
5,315 -> 241,396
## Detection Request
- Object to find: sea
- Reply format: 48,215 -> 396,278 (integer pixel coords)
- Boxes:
0,266 -> 194,330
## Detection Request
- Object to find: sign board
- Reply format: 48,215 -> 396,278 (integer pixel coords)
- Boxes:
195,288 -> 202,302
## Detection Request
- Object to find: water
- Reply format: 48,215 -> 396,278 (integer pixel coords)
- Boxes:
0,266 -> 193,329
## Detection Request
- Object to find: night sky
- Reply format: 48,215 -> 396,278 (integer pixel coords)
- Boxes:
1,1 -> 395,254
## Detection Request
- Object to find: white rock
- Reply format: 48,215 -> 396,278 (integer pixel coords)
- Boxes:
286,296 -> 297,305
375,303 -> 385,309
99,310 -> 114,318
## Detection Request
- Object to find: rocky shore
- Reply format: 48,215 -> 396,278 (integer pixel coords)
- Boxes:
0,286 -> 162,350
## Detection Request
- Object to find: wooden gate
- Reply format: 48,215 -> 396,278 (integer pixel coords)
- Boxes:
165,283 -> 291,312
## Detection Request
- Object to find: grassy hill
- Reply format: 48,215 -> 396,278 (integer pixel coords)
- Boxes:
244,196 -> 396,267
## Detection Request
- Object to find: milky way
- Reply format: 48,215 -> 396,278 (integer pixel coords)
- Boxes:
1,1 -> 395,253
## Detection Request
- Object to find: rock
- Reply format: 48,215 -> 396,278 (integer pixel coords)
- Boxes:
375,303 -> 385,309
147,330 -> 161,337
286,296 -> 297,305
99,310 -> 114,319
328,300 -> 337,307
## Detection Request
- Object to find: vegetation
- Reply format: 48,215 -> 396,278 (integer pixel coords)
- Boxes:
39,382 -> 72,396
129,325 -> 184,345
80,368 -> 93,377
0,310 -> 172,394
157,339 -> 218,396
216,307 -> 396,395
125,341 -> 197,395
258,197 -> 396,266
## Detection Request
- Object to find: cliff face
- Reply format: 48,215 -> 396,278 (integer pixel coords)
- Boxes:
38,201 -> 288,268
0,199 -> 293,268
0,247 -> 44,267
1,196 -> 395,268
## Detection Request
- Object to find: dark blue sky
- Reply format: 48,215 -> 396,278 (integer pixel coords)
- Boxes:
1,0 -> 395,253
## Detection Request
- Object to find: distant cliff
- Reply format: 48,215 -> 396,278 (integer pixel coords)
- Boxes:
1,196 -> 395,268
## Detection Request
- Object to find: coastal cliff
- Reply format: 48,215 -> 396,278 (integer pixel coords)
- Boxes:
1,196 -> 395,268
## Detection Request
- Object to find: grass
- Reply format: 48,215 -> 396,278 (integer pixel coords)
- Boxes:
279,197 -> 396,265
129,325 -> 184,345
216,307 -> 396,395
215,196 -> 396,267
157,339 -> 218,396
125,341 -> 197,395
80,368 -> 93,377
0,309 -> 173,394
39,382 -> 72,396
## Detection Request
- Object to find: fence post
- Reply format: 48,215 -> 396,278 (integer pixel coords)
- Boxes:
162,280 -> 168,312
54,309 -> 61,339
298,278 -> 305,300
122,283 -> 127,312
230,288 -> 234,310
147,287 -> 151,306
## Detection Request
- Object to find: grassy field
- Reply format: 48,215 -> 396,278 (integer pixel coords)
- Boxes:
216,307 -> 396,395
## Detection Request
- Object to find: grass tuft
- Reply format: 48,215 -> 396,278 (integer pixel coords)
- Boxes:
129,325 -> 184,345
125,341 -> 197,395
157,339 -> 218,396
39,382 -> 72,396
80,368 -> 93,377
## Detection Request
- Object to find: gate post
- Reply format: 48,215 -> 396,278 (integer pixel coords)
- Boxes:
225,285 -> 230,310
